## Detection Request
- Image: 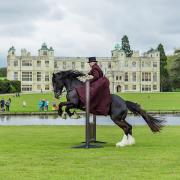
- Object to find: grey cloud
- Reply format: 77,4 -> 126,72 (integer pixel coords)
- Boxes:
0,23 -> 36,37
1,0 -> 180,67
0,0 -> 50,24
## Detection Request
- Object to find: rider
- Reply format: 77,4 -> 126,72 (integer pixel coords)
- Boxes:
76,57 -> 111,115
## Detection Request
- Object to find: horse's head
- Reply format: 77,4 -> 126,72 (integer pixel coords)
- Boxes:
52,70 -> 85,99
52,72 -> 65,99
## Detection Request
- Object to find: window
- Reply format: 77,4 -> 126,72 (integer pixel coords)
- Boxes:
14,61 -> 18,66
45,72 -> 49,81
37,72 -> 41,81
132,72 -> 136,82
43,51 -> 47,56
63,62 -> 66,69
119,76 -> 122,80
22,72 -> 32,81
116,76 -> 118,80
21,85 -> 32,91
132,61 -> 136,67
81,62 -> 85,69
72,62 -> 75,69
45,61 -> 49,67
37,85 -> 41,90
142,61 -> 144,67
108,62 -> 111,69
153,72 -> 157,82
125,85 -> 128,90
125,72 -> 128,81
125,61 -> 128,67
13,72 -> 18,80
153,62 -> 157,67
153,85 -> 157,90
145,61 -> 151,67
142,85 -> 151,92
54,61 -> 58,68
37,61 -> 41,67
22,60 -> 32,66
142,72 -> 151,81
45,85 -> 49,90
132,85 -> 136,90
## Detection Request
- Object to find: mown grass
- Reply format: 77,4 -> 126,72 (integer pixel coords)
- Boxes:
0,126 -> 179,180
0,92 -> 180,112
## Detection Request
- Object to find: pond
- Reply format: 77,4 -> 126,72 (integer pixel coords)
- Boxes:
0,114 -> 180,126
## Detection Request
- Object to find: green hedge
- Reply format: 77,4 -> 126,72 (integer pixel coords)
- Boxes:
0,80 -> 21,94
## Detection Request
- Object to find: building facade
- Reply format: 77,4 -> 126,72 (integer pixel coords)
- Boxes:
7,43 -> 160,93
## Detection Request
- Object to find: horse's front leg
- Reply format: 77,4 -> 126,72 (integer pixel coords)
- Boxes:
65,104 -> 77,117
58,101 -> 75,116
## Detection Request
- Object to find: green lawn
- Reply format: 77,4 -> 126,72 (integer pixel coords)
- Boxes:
0,77 -> 5,80
0,93 -> 61,112
0,126 -> 179,180
118,92 -> 180,111
0,92 -> 180,112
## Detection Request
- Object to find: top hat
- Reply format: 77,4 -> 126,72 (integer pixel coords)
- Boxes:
88,57 -> 97,63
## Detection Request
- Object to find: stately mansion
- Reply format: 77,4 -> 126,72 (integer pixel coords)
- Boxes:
7,43 -> 160,93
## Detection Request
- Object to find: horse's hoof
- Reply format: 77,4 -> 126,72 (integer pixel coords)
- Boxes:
127,134 -> 135,145
62,112 -> 67,119
116,135 -> 129,147
116,141 -> 128,147
71,113 -> 81,119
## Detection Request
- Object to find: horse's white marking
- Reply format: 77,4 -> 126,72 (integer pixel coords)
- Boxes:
127,134 -> 135,145
116,134 -> 129,147
116,134 -> 136,147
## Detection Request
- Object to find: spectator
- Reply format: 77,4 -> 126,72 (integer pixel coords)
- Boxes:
52,99 -> 58,111
8,98 -> 11,103
41,99 -> 45,111
44,99 -> 49,111
5,99 -> 10,111
38,99 -> 43,111
0,98 -> 5,112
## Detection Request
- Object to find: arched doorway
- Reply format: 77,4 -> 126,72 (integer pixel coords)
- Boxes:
116,85 -> 121,92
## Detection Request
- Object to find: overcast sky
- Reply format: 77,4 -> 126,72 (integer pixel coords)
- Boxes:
0,0 -> 180,67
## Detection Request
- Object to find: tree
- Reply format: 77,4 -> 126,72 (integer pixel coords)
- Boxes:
0,80 -> 21,94
0,67 -> 7,77
157,44 -> 171,91
121,35 -> 133,57
170,57 -> 180,90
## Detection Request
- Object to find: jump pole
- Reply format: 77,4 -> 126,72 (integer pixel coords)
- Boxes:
72,80 -> 102,148
89,114 -> 106,144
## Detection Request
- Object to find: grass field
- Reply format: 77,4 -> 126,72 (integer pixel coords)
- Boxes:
0,126 -> 179,180
0,92 -> 180,112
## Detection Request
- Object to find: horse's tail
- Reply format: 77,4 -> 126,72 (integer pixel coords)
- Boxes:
126,101 -> 165,133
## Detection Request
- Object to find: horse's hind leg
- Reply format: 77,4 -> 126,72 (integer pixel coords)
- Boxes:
112,113 -> 135,147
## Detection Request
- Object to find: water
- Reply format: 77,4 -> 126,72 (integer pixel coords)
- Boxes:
0,114 -> 180,126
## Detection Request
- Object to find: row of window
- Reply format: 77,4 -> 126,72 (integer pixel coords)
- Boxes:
13,60 -> 50,67
14,72 -> 50,82
13,60 -> 158,69
125,61 -> 157,68
117,84 -> 157,92
116,72 -> 157,82
21,84 -> 50,91
14,71 -> 158,82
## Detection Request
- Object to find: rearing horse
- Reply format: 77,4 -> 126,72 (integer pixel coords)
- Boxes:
52,70 -> 165,147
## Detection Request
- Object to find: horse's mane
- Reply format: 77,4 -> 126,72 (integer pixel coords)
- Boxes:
55,70 -> 85,79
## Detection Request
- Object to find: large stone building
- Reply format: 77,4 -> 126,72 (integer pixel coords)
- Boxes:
7,43 -> 160,93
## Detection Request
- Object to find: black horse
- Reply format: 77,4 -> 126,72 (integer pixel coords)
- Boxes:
52,70 -> 165,147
